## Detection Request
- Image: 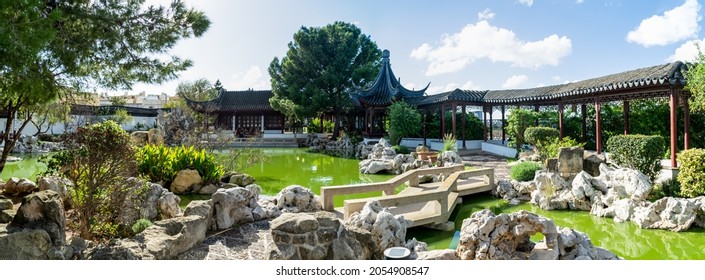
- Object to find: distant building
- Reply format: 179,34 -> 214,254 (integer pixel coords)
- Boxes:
99,92 -> 170,108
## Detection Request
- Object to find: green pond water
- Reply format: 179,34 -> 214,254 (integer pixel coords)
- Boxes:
5,149 -> 705,259
1,155 -> 47,181
408,194 -> 705,260
242,148 -> 396,206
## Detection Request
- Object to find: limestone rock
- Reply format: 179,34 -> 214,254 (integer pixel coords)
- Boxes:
359,159 -> 395,174
583,152 -> 606,177
593,164 -> 652,201
267,212 -> 364,260
198,184 -> 219,195
416,249 -> 459,260
631,197 -> 698,232
0,197 -> 12,211
275,185 -> 321,213
346,200 -> 410,258
212,187 -> 257,229
171,169 -> 202,194
37,176 -> 72,208
2,178 -> 38,196
229,173 -> 255,187
147,128 -> 164,145
8,190 -> 65,246
158,191 -> 182,219
455,209 -> 620,260
0,225 -> 53,260
557,146 -> 583,178
439,151 -> 462,166
0,210 -> 14,223
130,131 -> 149,147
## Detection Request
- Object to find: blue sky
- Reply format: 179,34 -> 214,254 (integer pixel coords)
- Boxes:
120,0 -> 705,96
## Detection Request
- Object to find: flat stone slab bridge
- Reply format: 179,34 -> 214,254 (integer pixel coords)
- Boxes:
320,165 -> 495,231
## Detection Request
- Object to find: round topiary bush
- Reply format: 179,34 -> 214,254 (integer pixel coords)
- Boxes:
524,126 -> 559,146
510,162 -> 543,182
677,148 -> 705,198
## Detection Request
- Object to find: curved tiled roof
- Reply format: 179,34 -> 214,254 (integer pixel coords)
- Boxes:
483,61 -> 687,104
353,50 -> 429,106
410,89 -> 487,106
185,89 -> 275,112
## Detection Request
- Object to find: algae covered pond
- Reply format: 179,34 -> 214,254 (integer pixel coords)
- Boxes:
407,194 -> 705,260
241,148 -> 395,206
5,148 -> 705,259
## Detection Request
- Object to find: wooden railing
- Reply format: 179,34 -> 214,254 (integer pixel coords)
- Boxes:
340,167 -> 495,222
320,165 -> 464,211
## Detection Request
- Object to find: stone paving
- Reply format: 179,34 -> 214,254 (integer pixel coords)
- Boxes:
458,150 -> 511,182
178,220 -> 272,260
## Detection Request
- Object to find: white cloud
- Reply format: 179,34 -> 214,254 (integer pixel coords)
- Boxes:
518,0 -> 533,7
552,75 -> 561,81
226,65 -> 270,90
427,83 -> 460,94
576,0 -> 584,3
669,38 -> 705,62
478,9 -> 495,21
461,80 -> 482,90
502,75 -> 529,89
626,0 -> 702,47
410,20 -> 571,76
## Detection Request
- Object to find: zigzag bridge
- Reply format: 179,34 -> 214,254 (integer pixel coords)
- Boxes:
321,165 -> 495,231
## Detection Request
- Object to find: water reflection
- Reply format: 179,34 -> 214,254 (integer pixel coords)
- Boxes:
410,194 -> 705,259
1,155 -> 47,181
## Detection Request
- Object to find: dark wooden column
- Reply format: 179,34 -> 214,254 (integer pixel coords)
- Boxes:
501,105 -> 506,142
423,110 -> 427,147
595,98 -> 602,154
623,100 -> 630,135
370,109 -> 375,135
488,106 -> 493,141
483,107 -> 488,142
440,104 -> 446,137
685,96 -> 690,150
558,101 -> 564,140
451,102 -> 457,138
534,105 -> 540,126
581,104 -> 587,143
281,114 -> 285,133
669,88 -> 678,168
462,105 -> 467,149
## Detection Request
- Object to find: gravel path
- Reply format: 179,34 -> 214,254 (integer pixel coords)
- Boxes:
178,220 -> 272,260
460,151 -> 511,182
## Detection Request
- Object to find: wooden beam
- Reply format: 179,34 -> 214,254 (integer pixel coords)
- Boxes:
581,104 -> 587,143
451,102 -> 457,139
423,110 -> 427,147
440,104 -> 446,137
623,100 -> 630,135
501,105 -> 506,142
595,98 -> 602,154
685,97 -> 690,150
669,88 -> 678,168
558,101 -> 564,140
489,105 -> 493,140
483,107 -> 487,142
462,105 -> 467,149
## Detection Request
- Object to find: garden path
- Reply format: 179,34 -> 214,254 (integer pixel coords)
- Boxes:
459,151 -> 510,182
178,221 -> 271,260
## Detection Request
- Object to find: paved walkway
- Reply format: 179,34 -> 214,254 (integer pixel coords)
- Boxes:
178,221 -> 272,260
458,150 -> 511,182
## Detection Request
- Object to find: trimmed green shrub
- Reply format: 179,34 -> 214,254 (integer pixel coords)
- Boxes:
536,137 -> 584,161
677,148 -> 705,198
648,178 -> 682,201
524,126 -> 559,146
131,218 -> 153,234
306,117 -> 334,133
510,162 -> 543,182
506,109 -> 539,157
387,101 -> 421,145
392,145 -> 410,154
138,145 -> 225,185
606,134 -> 666,180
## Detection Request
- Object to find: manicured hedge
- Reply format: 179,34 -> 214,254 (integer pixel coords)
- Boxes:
677,148 -> 705,198
510,162 -> 543,182
606,134 -> 665,180
524,126 -> 559,146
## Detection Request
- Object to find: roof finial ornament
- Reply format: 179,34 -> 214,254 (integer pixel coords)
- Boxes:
382,49 -> 390,58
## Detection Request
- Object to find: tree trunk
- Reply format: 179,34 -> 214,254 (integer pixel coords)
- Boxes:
332,112 -> 341,140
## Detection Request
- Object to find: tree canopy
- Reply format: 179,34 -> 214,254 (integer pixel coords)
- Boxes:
176,78 -> 219,101
0,0 -> 210,172
268,21 -> 381,138
685,43 -> 705,113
